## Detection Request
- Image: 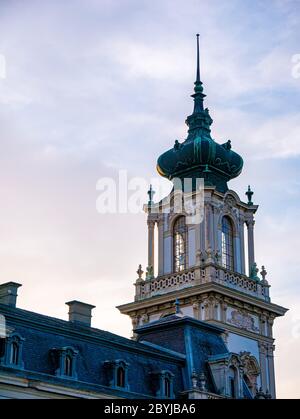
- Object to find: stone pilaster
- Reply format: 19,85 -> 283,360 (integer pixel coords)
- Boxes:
147,219 -> 155,271
258,341 -> 268,393
157,217 -> 164,276
239,215 -> 246,274
246,219 -> 255,275
204,203 -> 212,251
267,344 -> 276,399
192,302 -> 200,320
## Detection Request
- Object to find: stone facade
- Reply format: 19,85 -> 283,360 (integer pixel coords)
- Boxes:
118,188 -> 287,398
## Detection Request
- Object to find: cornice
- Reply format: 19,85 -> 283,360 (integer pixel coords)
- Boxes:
117,283 -> 288,317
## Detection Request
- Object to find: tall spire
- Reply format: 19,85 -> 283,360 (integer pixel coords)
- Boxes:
192,34 -> 205,114
196,33 -> 200,83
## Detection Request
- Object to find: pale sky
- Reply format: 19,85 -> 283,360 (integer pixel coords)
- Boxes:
0,0 -> 299,398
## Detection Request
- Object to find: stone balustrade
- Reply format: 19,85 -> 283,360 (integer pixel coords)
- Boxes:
135,264 -> 270,302
212,266 -> 270,301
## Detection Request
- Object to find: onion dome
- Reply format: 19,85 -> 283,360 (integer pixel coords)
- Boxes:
157,35 -> 243,193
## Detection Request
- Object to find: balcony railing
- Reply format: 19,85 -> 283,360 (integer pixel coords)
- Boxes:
135,264 -> 270,302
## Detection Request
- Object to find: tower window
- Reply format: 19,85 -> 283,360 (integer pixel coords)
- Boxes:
173,216 -> 187,272
222,216 -> 234,271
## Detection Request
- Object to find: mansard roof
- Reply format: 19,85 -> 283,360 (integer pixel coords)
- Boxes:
0,304 -> 232,398
0,303 -> 183,361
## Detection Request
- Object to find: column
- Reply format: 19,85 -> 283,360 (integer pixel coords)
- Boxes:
205,203 -> 212,251
239,217 -> 246,274
147,219 -> 155,271
258,341 -> 268,392
195,224 -> 201,266
266,316 -> 274,338
267,344 -> 276,398
157,217 -> 164,276
246,219 -> 255,275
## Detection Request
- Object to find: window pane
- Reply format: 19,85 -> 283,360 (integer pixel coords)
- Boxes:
173,217 -> 186,272
10,342 -> 19,365
222,217 -> 234,270
164,377 -> 171,398
64,355 -> 73,376
117,366 -> 125,387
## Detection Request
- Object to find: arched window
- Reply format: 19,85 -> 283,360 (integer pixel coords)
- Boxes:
104,360 -> 129,390
229,367 -> 237,398
156,370 -> 174,398
116,365 -> 125,388
173,216 -> 187,272
52,346 -> 78,379
10,341 -> 19,365
64,354 -> 73,377
164,376 -> 171,398
222,216 -> 234,271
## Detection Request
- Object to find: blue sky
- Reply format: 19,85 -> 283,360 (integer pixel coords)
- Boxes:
0,0 -> 299,398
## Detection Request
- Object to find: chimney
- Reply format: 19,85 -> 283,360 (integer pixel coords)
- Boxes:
0,282 -> 22,307
66,300 -> 95,327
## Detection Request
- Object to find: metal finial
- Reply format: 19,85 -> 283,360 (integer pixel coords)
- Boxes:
147,184 -> 155,205
192,34 -> 205,112
246,185 -> 254,205
260,265 -> 267,280
136,264 -> 144,279
196,34 -> 200,83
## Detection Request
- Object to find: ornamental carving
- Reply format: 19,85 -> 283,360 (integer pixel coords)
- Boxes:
228,310 -> 259,333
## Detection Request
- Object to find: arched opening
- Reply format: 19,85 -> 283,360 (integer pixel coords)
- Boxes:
244,222 -> 249,275
229,367 -> 237,398
64,354 -> 73,377
173,216 -> 187,272
0,338 -> 5,358
10,341 -> 19,365
116,365 -> 125,388
222,216 -> 234,271
164,376 -> 171,398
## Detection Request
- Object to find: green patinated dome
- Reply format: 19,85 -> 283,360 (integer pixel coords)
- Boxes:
157,36 -> 243,193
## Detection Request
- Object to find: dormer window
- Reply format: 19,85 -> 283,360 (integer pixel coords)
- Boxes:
154,370 -> 174,398
51,346 -> 78,379
104,360 -> 129,390
0,333 -> 24,369
228,366 -> 239,398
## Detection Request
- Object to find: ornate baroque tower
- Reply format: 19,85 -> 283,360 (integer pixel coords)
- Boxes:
118,35 -> 287,398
